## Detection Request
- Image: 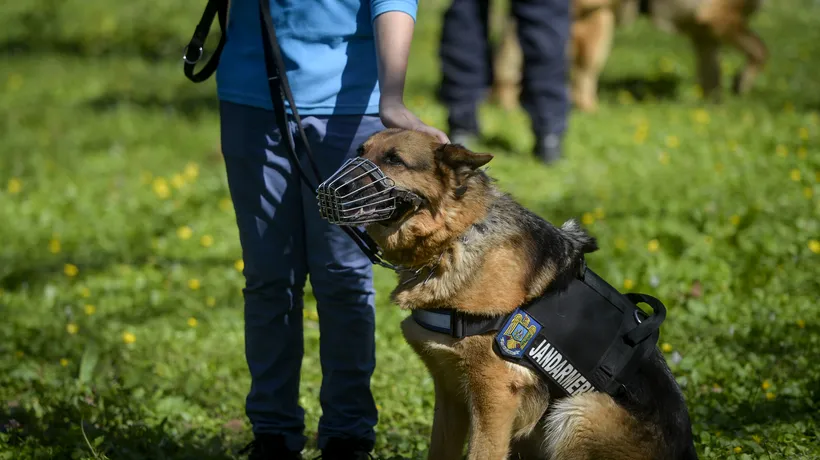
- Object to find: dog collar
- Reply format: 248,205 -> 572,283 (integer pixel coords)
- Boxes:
411,308 -> 508,338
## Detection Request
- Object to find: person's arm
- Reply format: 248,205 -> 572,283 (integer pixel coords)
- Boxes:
372,5 -> 450,143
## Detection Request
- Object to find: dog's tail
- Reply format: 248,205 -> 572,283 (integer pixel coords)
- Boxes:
561,219 -> 599,254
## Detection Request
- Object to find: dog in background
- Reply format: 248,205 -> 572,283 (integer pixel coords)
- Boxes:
491,0 -> 768,112
354,129 -> 698,459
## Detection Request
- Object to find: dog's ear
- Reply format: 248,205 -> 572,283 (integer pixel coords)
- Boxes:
436,143 -> 493,171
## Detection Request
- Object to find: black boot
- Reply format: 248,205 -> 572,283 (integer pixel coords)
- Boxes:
239,433 -> 302,460
316,437 -> 374,460
533,132 -> 563,165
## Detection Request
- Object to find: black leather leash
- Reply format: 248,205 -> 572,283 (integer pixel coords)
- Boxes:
182,0 -> 399,271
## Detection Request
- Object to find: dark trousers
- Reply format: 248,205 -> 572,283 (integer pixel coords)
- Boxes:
438,0 -> 571,137
220,100 -> 381,452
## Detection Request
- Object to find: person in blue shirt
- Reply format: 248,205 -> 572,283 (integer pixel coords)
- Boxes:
215,1 -> 448,459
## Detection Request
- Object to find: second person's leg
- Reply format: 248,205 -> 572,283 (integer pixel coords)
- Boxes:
438,0 -> 493,143
513,0 -> 572,163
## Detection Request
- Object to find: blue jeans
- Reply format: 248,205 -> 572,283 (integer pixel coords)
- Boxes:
219,100 -> 382,452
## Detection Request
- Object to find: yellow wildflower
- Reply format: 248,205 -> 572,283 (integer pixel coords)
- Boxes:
761,380 -> 771,390
80,287 -> 91,298
171,173 -> 186,190
122,331 -> 136,344
623,279 -> 634,290
752,435 -> 762,444
49,238 -> 61,254
188,279 -> 201,290
658,151 -> 670,165
177,226 -> 193,240
219,197 -> 233,211
790,169 -> 801,182
152,177 -> 171,199
84,304 -> 96,315
729,215 -> 741,226
66,323 -> 79,335
64,264 -> 79,277
235,259 -> 245,272
665,135 -> 680,149
7,178 -> 22,194
200,235 -> 214,247
184,162 -> 200,180
797,319 -> 806,328
187,317 -> 198,328
615,238 -> 627,250
661,343 -> 672,353
206,296 -> 216,307
581,212 -> 595,226
804,187 -> 813,199
797,147 -> 807,159
60,358 -> 69,367
647,239 -> 660,253
799,127 -> 809,140
734,446 -> 742,454
808,240 -> 820,254
775,145 -> 788,158
692,109 -> 710,125
765,392 -> 776,401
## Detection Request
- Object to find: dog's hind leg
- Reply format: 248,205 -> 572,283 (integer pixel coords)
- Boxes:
727,27 -> 767,94
690,35 -> 722,102
542,393 -> 660,460
571,7 -> 616,112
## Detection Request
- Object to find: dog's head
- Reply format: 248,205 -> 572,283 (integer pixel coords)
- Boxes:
323,128 -> 494,259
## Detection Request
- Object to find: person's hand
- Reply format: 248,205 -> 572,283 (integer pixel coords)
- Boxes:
380,101 -> 450,144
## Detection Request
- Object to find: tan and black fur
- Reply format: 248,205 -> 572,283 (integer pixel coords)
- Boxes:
354,129 -> 697,460
491,0 -> 767,112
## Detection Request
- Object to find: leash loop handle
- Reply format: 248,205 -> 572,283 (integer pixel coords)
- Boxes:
183,0 -> 228,83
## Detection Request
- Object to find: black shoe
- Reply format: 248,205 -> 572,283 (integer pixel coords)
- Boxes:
315,437 -> 374,460
533,133 -> 563,165
239,433 -> 302,460
449,129 -> 479,148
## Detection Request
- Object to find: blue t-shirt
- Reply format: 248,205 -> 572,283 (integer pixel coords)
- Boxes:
216,0 -> 418,115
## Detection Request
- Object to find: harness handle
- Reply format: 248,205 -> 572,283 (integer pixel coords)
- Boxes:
182,0 -> 399,272
622,293 -> 667,346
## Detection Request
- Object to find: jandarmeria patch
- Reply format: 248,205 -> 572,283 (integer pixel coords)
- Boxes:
525,337 -> 594,396
495,309 -> 542,358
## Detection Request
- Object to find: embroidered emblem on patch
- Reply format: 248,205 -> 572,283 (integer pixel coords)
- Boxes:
495,309 -> 542,358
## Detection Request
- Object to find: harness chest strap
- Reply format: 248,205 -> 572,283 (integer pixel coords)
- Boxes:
411,266 -> 667,398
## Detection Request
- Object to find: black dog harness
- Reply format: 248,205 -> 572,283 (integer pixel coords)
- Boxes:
412,261 -> 666,398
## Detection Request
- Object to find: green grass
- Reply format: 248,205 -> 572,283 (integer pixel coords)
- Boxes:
1,0 -> 819,459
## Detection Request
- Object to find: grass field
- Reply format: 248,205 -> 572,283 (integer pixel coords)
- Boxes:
1,0 -> 819,459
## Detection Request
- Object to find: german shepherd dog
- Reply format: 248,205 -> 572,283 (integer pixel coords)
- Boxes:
491,0 -> 768,112
347,129 -> 698,459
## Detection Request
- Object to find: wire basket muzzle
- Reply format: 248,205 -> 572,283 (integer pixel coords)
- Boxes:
317,157 -> 398,225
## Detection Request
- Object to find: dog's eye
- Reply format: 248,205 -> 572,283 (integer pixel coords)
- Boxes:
382,149 -> 404,167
